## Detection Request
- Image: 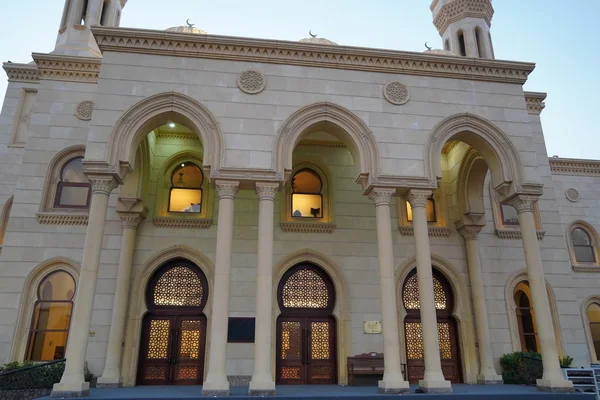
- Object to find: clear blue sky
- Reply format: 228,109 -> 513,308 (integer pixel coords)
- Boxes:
1,0 -> 598,160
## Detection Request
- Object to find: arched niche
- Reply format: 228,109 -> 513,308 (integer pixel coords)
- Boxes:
0,195 -> 14,249
455,148 -> 489,221
106,92 -> 224,175
395,254 -> 478,384
9,257 -> 80,362
273,249 -> 351,385
274,102 -> 380,181
424,113 -> 526,196
581,296 -> 600,364
121,245 -> 215,387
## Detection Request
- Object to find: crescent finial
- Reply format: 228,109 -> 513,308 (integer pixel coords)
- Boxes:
425,41 -> 432,51
186,19 -> 195,28
309,30 -> 317,38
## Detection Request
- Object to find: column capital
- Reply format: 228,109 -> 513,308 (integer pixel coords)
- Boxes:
89,175 -> 120,195
368,187 -> 396,206
215,180 -> 240,200
407,189 -> 433,208
457,224 -> 483,240
117,210 -> 147,229
255,182 -> 279,201
506,194 -> 539,214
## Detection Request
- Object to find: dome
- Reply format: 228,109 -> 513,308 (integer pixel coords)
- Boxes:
424,49 -> 456,56
299,37 -> 338,45
166,26 -> 207,35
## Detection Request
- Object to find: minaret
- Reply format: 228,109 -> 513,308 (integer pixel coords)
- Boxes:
54,0 -> 127,57
430,0 -> 495,59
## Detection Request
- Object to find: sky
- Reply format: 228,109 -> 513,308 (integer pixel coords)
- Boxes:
0,0 -> 598,160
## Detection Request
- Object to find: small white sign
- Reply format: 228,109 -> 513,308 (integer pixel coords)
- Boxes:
363,321 -> 382,334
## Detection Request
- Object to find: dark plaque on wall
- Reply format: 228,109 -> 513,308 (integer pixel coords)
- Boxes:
227,317 -> 255,343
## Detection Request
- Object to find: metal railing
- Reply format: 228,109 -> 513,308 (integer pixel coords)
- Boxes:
0,359 -> 65,391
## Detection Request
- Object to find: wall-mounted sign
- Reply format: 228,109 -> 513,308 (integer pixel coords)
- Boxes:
363,321 -> 382,334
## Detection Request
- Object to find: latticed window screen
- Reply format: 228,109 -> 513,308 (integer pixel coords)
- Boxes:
402,273 -> 447,310
147,319 -> 171,359
405,322 -> 452,360
282,268 -> 329,308
153,266 -> 204,306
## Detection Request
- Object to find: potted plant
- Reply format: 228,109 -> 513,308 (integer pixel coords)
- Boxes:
559,355 -> 574,368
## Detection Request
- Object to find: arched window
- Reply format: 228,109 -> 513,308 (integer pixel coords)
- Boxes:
54,156 -> 91,209
26,270 -> 75,361
457,31 -> 466,56
168,162 -> 203,213
500,203 -> 519,225
291,168 -> 323,218
475,27 -> 484,58
514,282 -> 538,352
571,227 -> 596,263
587,302 -> 600,360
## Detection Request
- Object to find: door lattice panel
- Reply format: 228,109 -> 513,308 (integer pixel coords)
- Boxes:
402,274 -> 447,310
144,365 -> 167,381
177,366 -> 198,380
281,321 -> 302,360
179,320 -> 202,359
281,367 -> 301,380
310,322 -> 330,360
147,319 -> 171,359
282,269 -> 329,308
405,322 -> 424,360
437,322 -> 452,359
310,365 -> 331,380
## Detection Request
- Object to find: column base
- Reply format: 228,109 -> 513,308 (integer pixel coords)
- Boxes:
377,373 -> 410,394
202,375 -> 230,396
476,374 -> 503,385
249,376 -> 276,396
536,378 -> 574,392
51,381 -> 90,398
418,379 -> 452,393
96,376 -> 123,388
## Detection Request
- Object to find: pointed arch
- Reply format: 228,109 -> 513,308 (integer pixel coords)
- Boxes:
106,92 -> 224,172
425,113 -> 525,192
274,102 -> 380,179
504,270 -> 564,355
121,245 -> 215,386
0,195 -> 14,249
273,249 -> 351,384
581,296 -> 600,363
9,257 -> 80,361
566,220 -> 600,271
395,253 -> 478,383
455,148 -> 489,219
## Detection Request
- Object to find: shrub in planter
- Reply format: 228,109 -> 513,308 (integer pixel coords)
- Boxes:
500,351 -> 542,384
559,355 -> 574,368
0,361 -> 65,390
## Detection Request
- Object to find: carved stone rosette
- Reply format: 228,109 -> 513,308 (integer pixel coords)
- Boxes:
407,189 -> 433,208
368,187 -> 396,206
505,195 -> 538,214
215,180 -> 240,200
255,182 -> 279,201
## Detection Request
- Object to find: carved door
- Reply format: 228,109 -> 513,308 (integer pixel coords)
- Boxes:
138,315 -> 206,385
276,317 -> 336,384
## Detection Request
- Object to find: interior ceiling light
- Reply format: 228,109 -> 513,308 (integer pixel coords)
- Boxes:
168,122 -> 176,128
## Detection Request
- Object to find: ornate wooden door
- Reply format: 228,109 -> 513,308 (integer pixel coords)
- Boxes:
138,316 -> 206,385
276,317 -> 336,384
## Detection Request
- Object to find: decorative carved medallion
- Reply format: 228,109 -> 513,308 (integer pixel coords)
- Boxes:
75,101 -> 94,121
565,188 -> 580,203
383,81 -> 410,105
237,70 -> 266,94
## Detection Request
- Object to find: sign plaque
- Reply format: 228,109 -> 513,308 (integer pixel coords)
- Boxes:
363,320 -> 382,334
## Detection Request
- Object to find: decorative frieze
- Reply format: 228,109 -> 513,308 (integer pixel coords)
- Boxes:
549,158 -> 600,176
37,213 -> 89,226
433,0 -> 494,35
92,27 -> 534,84
3,63 -> 40,82
297,139 -> 346,149
31,53 -> 101,83
524,91 -> 546,115
153,217 -> 212,229
155,132 -> 199,141
495,229 -> 545,241
280,222 -> 336,234
399,226 -> 451,237
237,70 -> 266,94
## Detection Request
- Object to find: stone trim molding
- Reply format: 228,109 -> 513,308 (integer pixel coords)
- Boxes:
153,217 -> 212,229
495,228 -> 545,240
155,132 -> 200,141
399,226 -> 451,237
91,27 -> 534,84
433,0 -> 494,35
37,213 -> 89,226
3,62 -> 40,82
31,53 -> 101,83
280,222 -> 336,234
524,91 -> 546,115
549,157 -> 600,176
297,139 -> 346,149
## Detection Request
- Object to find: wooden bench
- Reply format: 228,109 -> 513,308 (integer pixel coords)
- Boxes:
347,353 -> 408,386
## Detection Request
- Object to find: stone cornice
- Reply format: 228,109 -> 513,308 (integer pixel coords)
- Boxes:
524,91 -> 546,115
31,53 -> 101,83
549,158 -> 600,176
3,63 -> 40,83
433,0 -> 494,35
92,27 -> 534,84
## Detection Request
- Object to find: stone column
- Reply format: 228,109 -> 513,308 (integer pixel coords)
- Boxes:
407,189 -> 451,393
97,206 -> 146,388
202,180 -> 239,396
457,224 -> 502,384
367,187 -> 410,394
52,174 -> 120,398
249,182 -> 279,396
506,195 -> 573,392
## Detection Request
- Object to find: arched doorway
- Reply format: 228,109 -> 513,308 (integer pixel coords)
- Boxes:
276,263 -> 337,384
137,259 -> 208,385
402,268 -> 462,383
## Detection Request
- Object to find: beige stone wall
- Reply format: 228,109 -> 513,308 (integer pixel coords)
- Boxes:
0,49 -> 595,382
